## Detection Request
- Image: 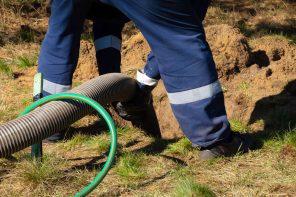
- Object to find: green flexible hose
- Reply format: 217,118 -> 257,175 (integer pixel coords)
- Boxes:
19,93 -> 117,197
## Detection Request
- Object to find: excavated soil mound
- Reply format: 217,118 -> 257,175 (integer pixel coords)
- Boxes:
223,36 -> 296,128
74,25 -> 296,138
205,24 -> 251,79
249,36 -> 296,73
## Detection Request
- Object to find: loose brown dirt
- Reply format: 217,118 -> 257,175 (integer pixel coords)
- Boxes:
98,25 -> 295,138
206,24 -> 251,79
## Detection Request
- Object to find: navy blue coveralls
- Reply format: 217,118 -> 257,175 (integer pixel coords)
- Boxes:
39,0 -> 232,148
39,0 -> 128,95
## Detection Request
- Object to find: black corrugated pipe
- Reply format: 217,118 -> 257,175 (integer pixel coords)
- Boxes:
0,73 -> 137,158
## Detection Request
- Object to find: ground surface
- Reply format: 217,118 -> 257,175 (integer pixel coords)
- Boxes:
0,0 -> 295,196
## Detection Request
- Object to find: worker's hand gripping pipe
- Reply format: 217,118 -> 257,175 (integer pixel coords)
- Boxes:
20,93 -> 117,197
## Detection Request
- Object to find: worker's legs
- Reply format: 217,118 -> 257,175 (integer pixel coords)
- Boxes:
38,0 -> 92,96
114,50 -> 161,137
91,3 -> 130,75
39,1 -> 128,96
136,52 -> 161,92
90,3 -> 161,136
93,16 -> 124,74
104,0 -> 232,148
38,0 -> 92,141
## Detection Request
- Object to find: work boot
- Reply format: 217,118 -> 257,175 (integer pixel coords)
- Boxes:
113,85 -> 161,138
43,131 -> 66,143
198,133 -> 252,160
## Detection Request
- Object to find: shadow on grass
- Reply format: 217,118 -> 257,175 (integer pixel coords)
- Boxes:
66,154 -> 107,172
211,0 -> 293,15
66,137 -> 187,173
249,79 -> 296,148
237,19 -> 296,44
0,169 -> 9,183
8,25 -> 45,44
212,0 -> 258,14
135,138 -> 179,155
132,138 -> 188,166
210,1 -> 296,44
63,118 -> 109,140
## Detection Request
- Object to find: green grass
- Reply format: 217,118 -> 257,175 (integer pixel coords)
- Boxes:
264,127 -> 296,149
117,127 -> 138,140
63,133 -> 89,150
95,137 -> 110,153
0,59 -> 13,77
171,177 -> 216,197
15,55 -> 37,68
62,133 -> 110,152
115,152 -> 147,180
285,128 -> 296,148
271,127 -> 296,149
166,138 -> 195,156
117,127 -> 131,135
229,119 -> 250,133
171,165 -> 192,179
16,154 -> 66,186
238,81 -> 250,91
21,97 -> 32,107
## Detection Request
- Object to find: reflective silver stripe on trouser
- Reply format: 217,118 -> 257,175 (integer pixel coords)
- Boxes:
43,79 -> 71,94
167,80 -> 222,105
136,69 -> 158,86
94,35 -> 122,51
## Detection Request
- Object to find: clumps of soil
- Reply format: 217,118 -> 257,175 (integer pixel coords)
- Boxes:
223,35 -> 296,126
205,24 -> 251,79
249,36 -> 296,74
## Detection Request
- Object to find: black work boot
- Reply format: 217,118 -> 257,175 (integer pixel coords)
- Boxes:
198,133 -> 253,160
113,84 -> 161,138
43,131 -> 66,143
